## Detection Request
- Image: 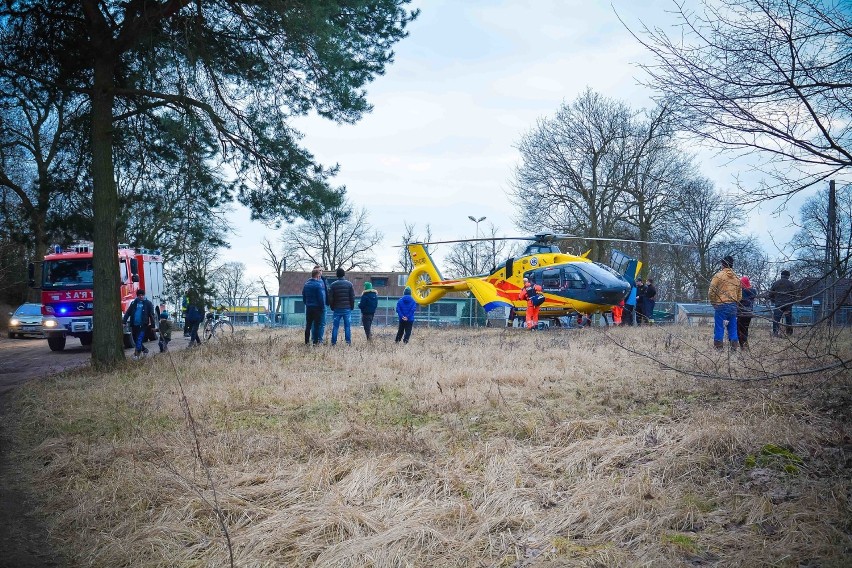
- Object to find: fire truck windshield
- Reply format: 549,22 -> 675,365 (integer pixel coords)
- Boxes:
43,259 -> 94,288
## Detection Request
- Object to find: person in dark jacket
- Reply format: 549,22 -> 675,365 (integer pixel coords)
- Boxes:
643,278 -> 657,324
302,268 -> 326,345
768,269 -> 796,336
395,286 -> 417,343
635,277 -> 647,325
358,282 -> 379,340
313,265 -> 328,342
328,267 -> 355,345
184,290 -> 205,347
737,276 -> 756,349
181,290 -> 191,336
122,289 -> 157,358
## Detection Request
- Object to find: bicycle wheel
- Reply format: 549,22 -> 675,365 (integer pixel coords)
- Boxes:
212,320 -> 234,339
203,321 -> 214,342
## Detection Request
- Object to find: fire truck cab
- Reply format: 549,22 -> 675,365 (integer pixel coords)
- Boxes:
32,243 -> 164,351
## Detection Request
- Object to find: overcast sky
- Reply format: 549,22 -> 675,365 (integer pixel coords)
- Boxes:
221,0 -> 811,284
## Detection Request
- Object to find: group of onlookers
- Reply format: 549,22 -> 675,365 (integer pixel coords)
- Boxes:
709,255 -> 797,350
301,267 -> 418,346
614,277 -> 657,327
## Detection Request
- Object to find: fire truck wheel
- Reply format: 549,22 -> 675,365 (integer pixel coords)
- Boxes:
47,334 -> 66,352
79,333 -> 93,346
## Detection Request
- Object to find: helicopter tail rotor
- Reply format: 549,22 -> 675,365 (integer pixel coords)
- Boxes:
406,244 -> 447,305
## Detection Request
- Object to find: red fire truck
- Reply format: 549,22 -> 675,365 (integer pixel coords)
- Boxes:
31,243 -> 164,351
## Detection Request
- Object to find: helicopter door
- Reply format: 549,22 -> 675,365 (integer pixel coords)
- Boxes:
562,267 -> 586,289
541,268 -> 561,291
505,258 -> 514,278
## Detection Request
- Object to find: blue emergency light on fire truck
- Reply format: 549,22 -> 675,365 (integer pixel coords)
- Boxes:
29,242 -> 164,351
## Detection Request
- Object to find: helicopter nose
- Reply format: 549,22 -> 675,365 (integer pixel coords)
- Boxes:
600,282 -> 630,305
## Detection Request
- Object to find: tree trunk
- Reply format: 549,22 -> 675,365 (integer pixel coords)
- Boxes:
28,212 -> 47,303
90,58 -> 125,366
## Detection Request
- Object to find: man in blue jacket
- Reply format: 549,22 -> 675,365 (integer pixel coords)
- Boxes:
395,286 -> 417,344
122,289 -> 157,359
358,282 -> 379,340
302,267 -> 326,345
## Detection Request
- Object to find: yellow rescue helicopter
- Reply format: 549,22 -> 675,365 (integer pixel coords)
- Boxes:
404,233 -> 659,318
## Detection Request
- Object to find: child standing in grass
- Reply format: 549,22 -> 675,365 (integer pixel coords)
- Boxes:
395,287 -> 417,344
158,311 -> 173,353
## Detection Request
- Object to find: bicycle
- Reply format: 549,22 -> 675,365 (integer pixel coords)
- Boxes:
203,307 -> 234,342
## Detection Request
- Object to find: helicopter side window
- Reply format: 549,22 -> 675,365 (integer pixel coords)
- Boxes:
561,267 -> 586,289
542,269 -> 561,291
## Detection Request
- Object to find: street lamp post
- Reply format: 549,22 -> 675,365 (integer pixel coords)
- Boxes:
467,215 -> 486,273
467,215 -> 486,326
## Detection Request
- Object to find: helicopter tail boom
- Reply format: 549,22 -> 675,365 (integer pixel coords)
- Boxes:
466,279 -> 513,312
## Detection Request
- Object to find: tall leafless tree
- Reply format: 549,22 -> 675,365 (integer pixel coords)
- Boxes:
211,261 -> 257,307
620,105 -> 695,264
260,236 -> 295,296
630,0 -> 852,198
664,177 -> 748,297
512,89 -> 633,261
443,224 -> 507,278
281,198 -> 383,271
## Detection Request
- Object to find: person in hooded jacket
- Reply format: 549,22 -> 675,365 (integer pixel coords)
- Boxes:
767,269 -> 797,337
708,255 -> 742,350
635,277 -> 647,325
358,282 -> 379,340
737,276 -> 756,349
395,286 -> 417,343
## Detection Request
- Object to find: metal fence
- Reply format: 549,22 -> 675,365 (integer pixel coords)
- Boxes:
222,295 -> 491,328
163,296 -> 852,330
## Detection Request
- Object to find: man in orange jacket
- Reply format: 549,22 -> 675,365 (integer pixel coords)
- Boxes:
518,276 -> 543,330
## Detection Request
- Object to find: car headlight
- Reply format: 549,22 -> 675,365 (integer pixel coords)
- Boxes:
43,320 -> 57,328
9,318 -> 19,326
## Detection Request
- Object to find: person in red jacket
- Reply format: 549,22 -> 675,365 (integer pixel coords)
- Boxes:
518,277 -> 543,330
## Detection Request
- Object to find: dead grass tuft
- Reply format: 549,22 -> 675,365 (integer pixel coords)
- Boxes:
3,326 -> 851,566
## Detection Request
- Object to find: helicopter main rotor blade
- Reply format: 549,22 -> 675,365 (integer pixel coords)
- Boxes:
392,232 -> 695,248
553,234 -> 696,248
392,236 -> 533,247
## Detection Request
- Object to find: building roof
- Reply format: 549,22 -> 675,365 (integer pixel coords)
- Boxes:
277,270 -> 409,296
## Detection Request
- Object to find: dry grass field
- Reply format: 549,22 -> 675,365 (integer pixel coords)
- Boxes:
3,325 -> 851,567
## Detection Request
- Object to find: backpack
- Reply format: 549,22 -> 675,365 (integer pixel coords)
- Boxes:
531,293 -> 546,307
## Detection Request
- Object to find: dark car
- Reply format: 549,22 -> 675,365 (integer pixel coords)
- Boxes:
8,303 -> 44,338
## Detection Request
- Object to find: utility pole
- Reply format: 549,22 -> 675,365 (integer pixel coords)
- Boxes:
825,180 -> 837,325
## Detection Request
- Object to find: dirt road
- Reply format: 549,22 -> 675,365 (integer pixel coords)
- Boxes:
0,334 -> 188,396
